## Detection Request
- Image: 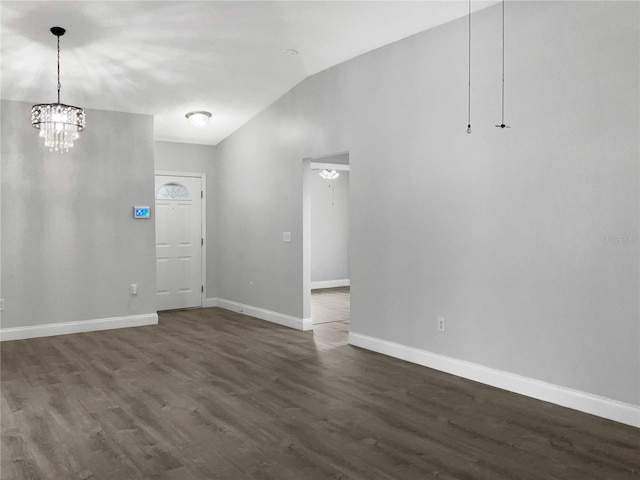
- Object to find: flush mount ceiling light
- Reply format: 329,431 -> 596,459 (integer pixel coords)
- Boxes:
31,26 -> 85,152
319,168 -> 339,180
185,111 -> 211,127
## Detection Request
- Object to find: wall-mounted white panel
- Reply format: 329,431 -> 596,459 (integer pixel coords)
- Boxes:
156,258 -> 171,295
155,203 -> 173,247
178,203 -> 192,246
178,257 -> 193,293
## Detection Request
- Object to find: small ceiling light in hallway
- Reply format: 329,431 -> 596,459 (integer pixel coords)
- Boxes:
319,169 -> 340,180
185,111 -> 211,127
31,27 -> 85,152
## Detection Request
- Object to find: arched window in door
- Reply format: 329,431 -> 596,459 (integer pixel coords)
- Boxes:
156,182 -> 190,200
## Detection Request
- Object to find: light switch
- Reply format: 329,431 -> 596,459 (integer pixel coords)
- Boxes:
283,232 -> 292,243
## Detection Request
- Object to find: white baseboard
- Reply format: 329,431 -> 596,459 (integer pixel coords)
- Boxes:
311,279 -> 350,290
349,332 -> 640,428
0,313 -> 159,342
204,297 -> 219,308
217,298 -> 313,331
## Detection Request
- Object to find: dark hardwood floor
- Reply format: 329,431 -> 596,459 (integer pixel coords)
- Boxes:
1,307 -> 639,479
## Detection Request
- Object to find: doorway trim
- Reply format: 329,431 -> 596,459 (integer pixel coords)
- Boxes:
155,170 -> 207,308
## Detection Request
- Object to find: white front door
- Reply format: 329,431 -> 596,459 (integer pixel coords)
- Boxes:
155,175 -> 203,311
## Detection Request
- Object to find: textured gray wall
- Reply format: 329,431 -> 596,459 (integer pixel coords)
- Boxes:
215,1 -> 639,405
154,141 -> 219,299
1,100 -> 156,328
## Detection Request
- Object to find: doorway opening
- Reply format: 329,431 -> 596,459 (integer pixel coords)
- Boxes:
303,153 -> 350,338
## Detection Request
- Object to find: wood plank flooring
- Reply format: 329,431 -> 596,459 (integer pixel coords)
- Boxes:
2,307 -> 639,479
311,287 -> 350,325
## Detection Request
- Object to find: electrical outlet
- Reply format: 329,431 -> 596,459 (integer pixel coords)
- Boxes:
437,317 -> 445,332
130,284 -> 138,295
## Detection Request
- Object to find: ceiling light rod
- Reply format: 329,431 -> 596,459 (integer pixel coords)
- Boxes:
53,26 -> 64,103
31,26 -> 85,152
496,0 -> 510,129
467,0 -> 472,134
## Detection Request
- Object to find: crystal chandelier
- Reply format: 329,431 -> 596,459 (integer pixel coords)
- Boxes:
31,27 -> 85,152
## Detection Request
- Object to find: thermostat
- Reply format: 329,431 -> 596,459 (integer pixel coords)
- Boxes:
134,206 -> 151,219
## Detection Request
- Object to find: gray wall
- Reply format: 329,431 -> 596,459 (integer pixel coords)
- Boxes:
1,100 -> 156,328
216,1 -> 639,406
311,170 -> 349,283
154,141 -> 218,299
216,105 -> 310,318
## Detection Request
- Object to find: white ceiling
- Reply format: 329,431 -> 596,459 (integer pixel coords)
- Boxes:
1,0 -> 498,145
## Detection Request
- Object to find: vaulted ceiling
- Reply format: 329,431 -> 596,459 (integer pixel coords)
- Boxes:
1,1 -> 498,145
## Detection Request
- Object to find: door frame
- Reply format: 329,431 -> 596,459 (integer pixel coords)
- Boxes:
302,151 -> 350,326
155,171 -> 207,308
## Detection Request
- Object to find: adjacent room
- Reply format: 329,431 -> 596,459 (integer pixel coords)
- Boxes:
309,153 -> 351,328
1,1 -> 639,479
